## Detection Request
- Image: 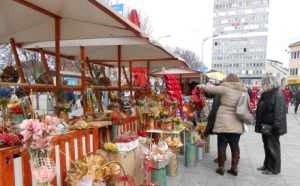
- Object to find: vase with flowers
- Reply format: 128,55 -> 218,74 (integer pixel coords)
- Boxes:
20,117 -> 60,186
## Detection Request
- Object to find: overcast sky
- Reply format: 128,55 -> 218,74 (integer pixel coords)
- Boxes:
110,0 -> 300,69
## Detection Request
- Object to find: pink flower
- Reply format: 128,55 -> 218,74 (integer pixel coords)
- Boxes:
43,116 -> 60,134
20,119 -> 43,142
32,165 -> 55,183
30,137 -> 52,152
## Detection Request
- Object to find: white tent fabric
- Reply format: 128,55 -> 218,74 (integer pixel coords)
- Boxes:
151,67 -> 200,78
21,38 -> 189,68
0,0 -> 145,44
0,0 -> 188,68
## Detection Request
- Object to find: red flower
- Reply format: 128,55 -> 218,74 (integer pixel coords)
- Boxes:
0,132 -> 22,146
137,130 -> 147,137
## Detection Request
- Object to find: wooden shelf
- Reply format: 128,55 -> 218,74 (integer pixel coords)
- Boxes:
0,82 -> 82,92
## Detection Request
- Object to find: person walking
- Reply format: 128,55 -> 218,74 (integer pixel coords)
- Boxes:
294,88 -> 300,113
255,76 -> 287,175
198,73 -> 247,176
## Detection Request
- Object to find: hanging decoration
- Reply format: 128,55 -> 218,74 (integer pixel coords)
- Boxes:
133,67 -> 148,87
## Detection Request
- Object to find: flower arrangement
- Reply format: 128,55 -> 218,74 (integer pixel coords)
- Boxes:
7,99 -> 24,114
20,116 -> 60,186
111,109 -> 127,125
103,142 -> 118,153
68,120 -> 89,131
20,118 -> 59,154
66,154 -> 121,186
163,136 -> 183,150
0,131 -> 22,147
195,122 -> 207,134
141,141 -> 173,169
191,87 -> 206,110
54,103 -> 72,114
115,132 -> 138,143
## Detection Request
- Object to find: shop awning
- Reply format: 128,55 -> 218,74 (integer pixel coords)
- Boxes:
1,0 -> 188,68
0,0 -> 146,44
150,67 -> 200,78
205,71 -> 225,81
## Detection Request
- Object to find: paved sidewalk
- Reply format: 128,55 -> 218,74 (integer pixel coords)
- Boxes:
168,107 -> 300,186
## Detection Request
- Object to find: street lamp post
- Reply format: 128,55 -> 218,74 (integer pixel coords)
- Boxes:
200,34 -> 218,84
201,34 -> 218,67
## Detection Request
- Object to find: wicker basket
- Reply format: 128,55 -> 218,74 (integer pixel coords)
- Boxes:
169,147 -> 181,154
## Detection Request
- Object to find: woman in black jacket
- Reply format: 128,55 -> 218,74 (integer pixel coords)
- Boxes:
255,76 -> 287,175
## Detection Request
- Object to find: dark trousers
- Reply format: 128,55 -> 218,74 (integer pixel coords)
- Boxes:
217,133 -> 241,153
262,134 -> 281,173
294,102 -> 300,113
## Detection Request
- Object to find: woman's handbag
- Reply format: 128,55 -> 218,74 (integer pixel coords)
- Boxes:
261,124 -> 273,135
236,92 -> 254,124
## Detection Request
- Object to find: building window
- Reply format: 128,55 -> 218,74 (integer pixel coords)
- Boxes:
297,51 -> 300,58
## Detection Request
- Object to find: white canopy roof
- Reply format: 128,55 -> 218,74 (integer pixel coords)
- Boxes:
0,0 -> 145,44
0,0 -> 188,68
21,37 -> 189,68
151,67 -> 200,78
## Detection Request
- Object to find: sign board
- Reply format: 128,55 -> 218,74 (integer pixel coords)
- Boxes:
112,3 -> 124,15
65,78 -> 77,85
197,67 -> 208,72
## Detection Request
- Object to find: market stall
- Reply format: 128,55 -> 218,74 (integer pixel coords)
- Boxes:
0,1 -> 205,186
150,67 -> 204,95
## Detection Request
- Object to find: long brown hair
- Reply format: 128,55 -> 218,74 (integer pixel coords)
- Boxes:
224,73 -> 240,82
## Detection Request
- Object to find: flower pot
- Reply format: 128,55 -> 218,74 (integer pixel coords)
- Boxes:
149,118 -> 155,130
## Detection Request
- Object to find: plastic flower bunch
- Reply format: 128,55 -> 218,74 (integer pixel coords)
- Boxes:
142,141 -> 173,163
20,118 -> 59,152
0,132 -> 22,146
191,87 -> 206,110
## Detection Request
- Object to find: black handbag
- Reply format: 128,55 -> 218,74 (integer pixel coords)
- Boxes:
261,124 -> 273,135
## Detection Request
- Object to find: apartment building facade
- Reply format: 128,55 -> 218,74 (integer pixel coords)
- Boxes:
212,0 -> 269,85
287,41 -> 300,90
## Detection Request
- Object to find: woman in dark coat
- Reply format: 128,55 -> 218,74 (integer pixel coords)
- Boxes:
255,76 -> 287,175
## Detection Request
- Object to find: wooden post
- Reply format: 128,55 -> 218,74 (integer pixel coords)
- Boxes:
80,47 -> 86,116
10,38 -> 26,83
183,78 -> 187,95
147,61 -> 150,86
129,61 -> 133,96
118,45 -> 121,91
21,150 -> 32,186
86,58 -> 104,111
86,58 -> 94,79
39,48 -> 51,76
0,152 -> 15,186
59,141 -> 66,186
179,75 -> 182,90
55,17 -> 61,87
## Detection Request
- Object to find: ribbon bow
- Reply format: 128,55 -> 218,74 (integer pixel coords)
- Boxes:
116,175 -> 135,186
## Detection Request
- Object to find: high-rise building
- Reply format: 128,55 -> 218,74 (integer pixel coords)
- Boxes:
212,0 -> 270,85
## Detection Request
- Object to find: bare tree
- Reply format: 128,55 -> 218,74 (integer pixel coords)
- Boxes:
138,12 -> 153,35
105,0 -> 153,35
173,47 -> 205,69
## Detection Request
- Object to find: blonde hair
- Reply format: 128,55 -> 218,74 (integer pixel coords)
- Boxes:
224,73 -> 240,83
